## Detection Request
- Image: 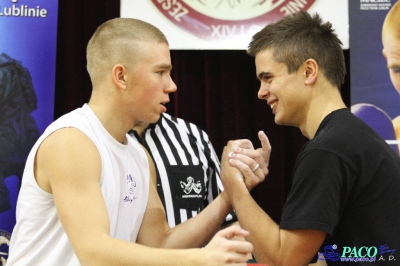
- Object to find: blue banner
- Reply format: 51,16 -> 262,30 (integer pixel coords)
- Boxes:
350,0 -> 400,154
0,0 -> 58,263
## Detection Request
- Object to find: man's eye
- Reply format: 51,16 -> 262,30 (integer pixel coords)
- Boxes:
262,75 -> 272,82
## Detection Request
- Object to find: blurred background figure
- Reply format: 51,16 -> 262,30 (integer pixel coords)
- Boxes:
352,1 -> 400,154
382,0 -> 400,147
0,53 -> 39,213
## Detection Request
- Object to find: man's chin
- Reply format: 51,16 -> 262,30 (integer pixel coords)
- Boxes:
274,117 -> 292,127
274,116 -> 284,125
138,114 -> 161,125
149,114 -> 162,123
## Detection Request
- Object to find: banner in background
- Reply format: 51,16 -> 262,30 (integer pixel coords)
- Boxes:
121,0 -> 349,50
349,0 -> 400,154
0,0 -> 59,263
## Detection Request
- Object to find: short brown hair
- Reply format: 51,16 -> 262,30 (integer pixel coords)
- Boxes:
247,11 -> 346,90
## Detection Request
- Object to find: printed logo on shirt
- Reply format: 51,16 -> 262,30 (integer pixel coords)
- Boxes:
318,244 -> 397,263
167,165 -> 205,212
0,229 -> 11,265
123,174 -> 137,204
180,176 -> 202,198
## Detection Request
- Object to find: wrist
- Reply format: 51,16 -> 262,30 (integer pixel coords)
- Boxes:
229,189 -> 251,210
220,190 -> 232,208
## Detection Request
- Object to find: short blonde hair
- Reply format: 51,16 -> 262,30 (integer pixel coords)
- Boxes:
87,18 -> 168,87
382,1 -> 400,40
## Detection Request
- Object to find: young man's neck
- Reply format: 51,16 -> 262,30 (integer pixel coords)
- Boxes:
132,121 -> 150,138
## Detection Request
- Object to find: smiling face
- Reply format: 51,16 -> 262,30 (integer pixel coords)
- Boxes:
125,41 -> 177,124
255,49 -> 310,127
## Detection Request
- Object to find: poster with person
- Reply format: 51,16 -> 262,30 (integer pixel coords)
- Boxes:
349,0 -> 400,154
0,0 -> 59,263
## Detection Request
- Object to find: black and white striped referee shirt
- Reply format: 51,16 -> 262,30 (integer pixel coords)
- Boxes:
129,113 -> 236,228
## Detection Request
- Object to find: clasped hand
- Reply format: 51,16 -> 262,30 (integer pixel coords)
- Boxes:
220,131 -> 271,196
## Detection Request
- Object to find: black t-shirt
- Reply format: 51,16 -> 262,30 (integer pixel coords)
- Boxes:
280,108 -> 400,265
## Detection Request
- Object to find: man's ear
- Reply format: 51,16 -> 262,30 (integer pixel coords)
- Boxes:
112,64 -> 127,89
304,58 -> 318,85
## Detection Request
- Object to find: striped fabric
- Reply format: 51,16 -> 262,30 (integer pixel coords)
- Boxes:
129,113 -> 236,228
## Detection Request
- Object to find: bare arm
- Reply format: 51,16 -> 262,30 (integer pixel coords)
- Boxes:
35,128 -> 252,266
221,131 -> 327,266
137,149 -> 236,248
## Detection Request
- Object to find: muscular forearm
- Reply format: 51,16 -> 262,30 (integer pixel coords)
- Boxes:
162,191 -> 233,248
75,234 -> 202,266
230,192 -> 283,265
231,192 -> 324,266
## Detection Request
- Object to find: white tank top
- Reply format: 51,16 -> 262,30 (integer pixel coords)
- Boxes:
7,104 -> 149,266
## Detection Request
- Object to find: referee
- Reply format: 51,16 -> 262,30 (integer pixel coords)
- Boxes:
129,113 -> 237,228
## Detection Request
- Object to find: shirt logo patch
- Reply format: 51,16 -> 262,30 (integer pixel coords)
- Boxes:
123,174 -> 137,204
180,176 -> 202,197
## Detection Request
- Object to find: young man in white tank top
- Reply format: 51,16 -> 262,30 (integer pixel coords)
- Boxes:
7,18 -> 271,266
